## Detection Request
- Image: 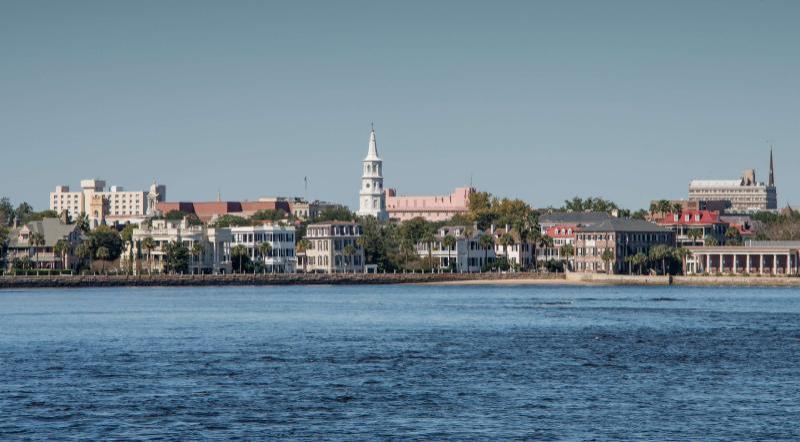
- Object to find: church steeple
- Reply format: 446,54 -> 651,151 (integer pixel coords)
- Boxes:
768,146 -> 775,187
357,124 -> 388,220
365,123 -> 380,160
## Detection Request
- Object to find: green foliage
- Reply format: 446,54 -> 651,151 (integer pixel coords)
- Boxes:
315,206 -> 354,222
751,210 -> 800,241
22,210 -> 59,223
163,241 -> 190,273
87,225 -> 123,261
562,196 -> 619,214
212,215 -> 250,228
164,210 -> 189,221
724,226 -> 742,245
15,202 -> 33,224
252,209 -> 287,222
0,197 -> 14,226
230,244 -> 250,273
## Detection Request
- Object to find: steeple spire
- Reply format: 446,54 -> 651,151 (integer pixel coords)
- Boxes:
365,123 -> 379,160
769,145 -> 775,187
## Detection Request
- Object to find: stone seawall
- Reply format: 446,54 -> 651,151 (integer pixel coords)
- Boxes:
672,276 -> 800,287
0,272 -> 563,289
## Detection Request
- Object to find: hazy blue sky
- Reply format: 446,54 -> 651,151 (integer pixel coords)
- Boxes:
1,1 -> 798,211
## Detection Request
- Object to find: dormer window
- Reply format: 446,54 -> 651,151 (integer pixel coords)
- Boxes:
684,214 -> 690,222
673,214 -> 679,222
695,214 -> 701,222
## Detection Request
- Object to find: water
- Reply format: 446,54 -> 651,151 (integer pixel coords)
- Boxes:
1,285 -> 799,440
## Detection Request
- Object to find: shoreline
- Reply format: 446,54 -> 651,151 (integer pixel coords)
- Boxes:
1,273 -> 800,289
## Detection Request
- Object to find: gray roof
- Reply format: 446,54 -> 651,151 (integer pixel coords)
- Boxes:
580,218 -> 669,233
539,212 -> 612,225
6,218 -> 81,249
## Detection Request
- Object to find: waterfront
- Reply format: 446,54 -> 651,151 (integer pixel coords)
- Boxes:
1,285 -> 799,439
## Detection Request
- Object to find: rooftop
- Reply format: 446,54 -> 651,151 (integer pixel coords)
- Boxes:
580,218 -> 669,233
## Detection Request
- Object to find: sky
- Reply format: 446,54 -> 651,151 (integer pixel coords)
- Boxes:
1,0 -> 798,211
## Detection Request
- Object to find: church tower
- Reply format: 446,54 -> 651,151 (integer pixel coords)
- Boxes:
357,125 -> 388,220
768,146 -> 775,188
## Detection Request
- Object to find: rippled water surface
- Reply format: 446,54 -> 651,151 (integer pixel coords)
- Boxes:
1,284 -> 800,440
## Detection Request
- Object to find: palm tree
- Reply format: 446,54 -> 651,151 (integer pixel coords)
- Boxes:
673,247 -> 691,275
687,228 -> 703,246
257,242 -> 273,272
231,244 -> 248,273
141,236 -> 155,274
95,246 -> 110,273
442,235 -> 456,272
601,248 -> 615,274
561,243 -> 575,271
421,231 -> 436,271
191,242 -> 204,274
53,239 -> 71,271
343,244 -> 356,273
671,202 -> 683,214
625,255 -> 635,275
296,238 -> 311,273
29,232 -> 46,270
75,242 -> 92,272
649,245 -> 672,275
632,252 -> 648,275
478,234 -> 495,270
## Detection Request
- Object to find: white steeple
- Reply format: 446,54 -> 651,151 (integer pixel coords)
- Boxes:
357,124 -> 388,220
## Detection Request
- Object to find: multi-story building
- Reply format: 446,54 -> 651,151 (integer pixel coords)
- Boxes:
385,187 -> 474,222
688,150 -> 777,212
50,179 -> 166,227
4,214 -> 84,270
125,219 -> 232,274
573,219 -> 675,274
304,221 -> 365,273
357,126 -> 388,220
229,224 -> 296,272
288,198 -> 348,220
538,212 -> 613,235
415,225 -> 495,272
489,226 -> 534,270
656,210 -> 729,247
536,225 -> 579,264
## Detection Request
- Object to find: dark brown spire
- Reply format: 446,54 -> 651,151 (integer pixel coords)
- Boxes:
769,146 -> 775,187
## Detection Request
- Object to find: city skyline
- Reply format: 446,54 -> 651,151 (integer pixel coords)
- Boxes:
2,1 -> 798,210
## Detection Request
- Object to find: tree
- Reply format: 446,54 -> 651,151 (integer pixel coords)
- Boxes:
442,235 -> 457,271
53,239 -> 71,270
27,232 -> 46,270
649,245 -> 672,275
314,206 -> 354,222
687,228 -> 703,246
163,241 -> 190,274
0,197 -> 14,226
141,236 -> 156,274
705,237 -> 719,246
632,252 -> 648,275
561,243 -> 575,271
231,244 -> 249,273
479,234 -> 495,270
95,246 -> 110,273
212,215 -> 250,228
75,213 -> 90,233
252,209 -> 287,222
75,242 -> 92,271
296,238 -> 311,272
87,226 -> 123,261
343,244 -> 356,273
673,247 -> 691,275
601,248 -> 615,274
191,242 -> 205,274
257,242 -> 273,272
725,226 -> 742,246
420,231 -> 436,270
15,202 -> 34,224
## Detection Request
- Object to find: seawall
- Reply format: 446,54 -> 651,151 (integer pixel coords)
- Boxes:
0,272 -> 564,289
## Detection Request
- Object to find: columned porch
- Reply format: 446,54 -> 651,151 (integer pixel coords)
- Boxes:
685,246 -> 800,275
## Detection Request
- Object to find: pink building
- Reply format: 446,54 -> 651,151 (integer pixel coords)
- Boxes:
385,187 -> 474,222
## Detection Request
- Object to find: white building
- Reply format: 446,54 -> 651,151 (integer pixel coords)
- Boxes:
357,126 -> 388,220
50,179 -> 166,227
125,218 -> 230,274
229,224 -> 296,272
688,151 -> 777,212
415,226 -> 496,272
304,221 -> 365,273
491,226 -> 535,270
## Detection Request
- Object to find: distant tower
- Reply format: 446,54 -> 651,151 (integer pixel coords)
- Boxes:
768,146 -> 775,188
357,124 -> 388,220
